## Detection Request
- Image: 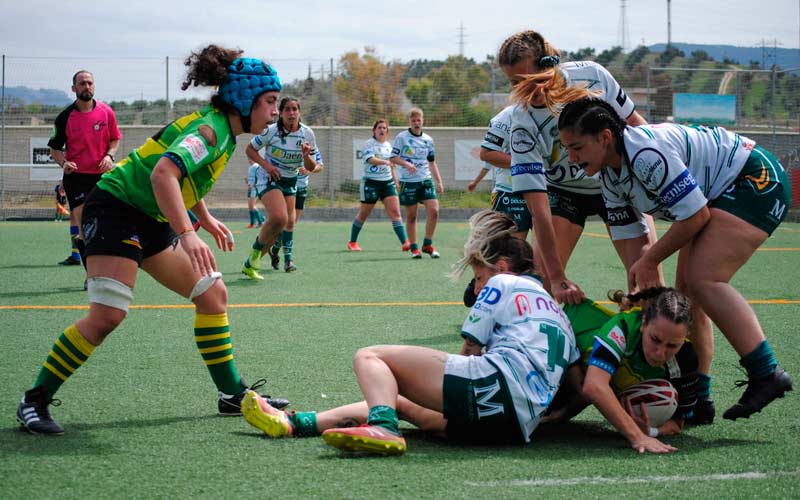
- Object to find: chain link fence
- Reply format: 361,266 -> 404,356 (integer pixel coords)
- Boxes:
1,54 -> 798,219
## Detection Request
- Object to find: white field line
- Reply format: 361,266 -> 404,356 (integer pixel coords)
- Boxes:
465,469 -> 800,488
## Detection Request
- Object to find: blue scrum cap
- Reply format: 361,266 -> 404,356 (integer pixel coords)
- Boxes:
218,57 -> 282,117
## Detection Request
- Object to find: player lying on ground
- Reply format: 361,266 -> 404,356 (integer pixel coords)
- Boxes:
546,288 -> 699,454
240,210 -> 580,455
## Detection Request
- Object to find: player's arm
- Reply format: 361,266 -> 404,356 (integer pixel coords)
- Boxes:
524,191 -> 585,304
583,365 -> 676,453
150,156 -> 217,276
99,139 -> 121,171
479,149 -> 511,169
467,168 -> 489,192
429,160 -> 443,194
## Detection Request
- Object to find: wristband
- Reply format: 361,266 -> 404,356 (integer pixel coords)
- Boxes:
177,228 -> 194,239
648,426 -> 659,438
105,153 -> 115,161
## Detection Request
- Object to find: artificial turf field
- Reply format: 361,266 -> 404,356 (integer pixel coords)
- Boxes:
1,219 -> 799,499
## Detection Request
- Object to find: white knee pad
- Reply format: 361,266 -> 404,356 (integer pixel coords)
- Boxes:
87,277 -> 134,312
190,271 -> 223,300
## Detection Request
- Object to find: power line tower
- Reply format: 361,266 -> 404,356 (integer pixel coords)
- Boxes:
457,22 -> 467,57
759,38 -> 782,68
618,0 -> 630,52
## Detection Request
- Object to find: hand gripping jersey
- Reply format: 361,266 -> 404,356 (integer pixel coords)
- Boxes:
578,307 -> 699,420
510,61 -> 636,195
480,105 -> 514,193
462,274 -> 579,440
96,105 -> 235,221
251,123 -> 321,180
362,138 -> 394,182
602,124 -> 755,240
391,129 -> 436,183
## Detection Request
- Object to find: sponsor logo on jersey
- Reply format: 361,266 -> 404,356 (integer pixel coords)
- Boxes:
511,163 -> 544,176
659,169 -> 697,208
467,314 -> 481,323
616,88 -> 628,107
179,134 -> 209,164
632,149 -> 668,190
511,128 -> 536,153
93,120 -> 106,131
484,131 -> 504,147
403,146 -> 414,157
515,294 -> 532,315
608,325 -> 626,351
476,286 -> 502,305
606,206 -> 637,226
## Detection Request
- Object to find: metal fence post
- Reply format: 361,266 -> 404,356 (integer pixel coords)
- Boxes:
328,57 -> 335,209
165,56 -> 170,123
771,66 -> 777,150
1,54 -> 5,219
645,65 -> 651,121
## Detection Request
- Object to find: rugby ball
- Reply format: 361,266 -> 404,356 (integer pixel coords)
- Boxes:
617,379 -> 678,427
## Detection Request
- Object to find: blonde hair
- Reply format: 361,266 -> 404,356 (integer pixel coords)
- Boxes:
451,210 -> 534,279
498,29 -> 596,114
408,107 -> 424,119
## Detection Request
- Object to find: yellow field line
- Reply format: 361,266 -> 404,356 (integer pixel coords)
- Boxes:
2,299 -> 799,311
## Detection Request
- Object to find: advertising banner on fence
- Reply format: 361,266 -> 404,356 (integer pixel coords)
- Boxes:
454,140 -> 486,181
29,137 -> 61,181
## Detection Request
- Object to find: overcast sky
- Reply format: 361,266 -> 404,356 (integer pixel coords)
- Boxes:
2,0 -> 798,101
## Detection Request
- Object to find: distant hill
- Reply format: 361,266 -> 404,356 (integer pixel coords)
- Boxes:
3,86 -> 71,106
649,43 -> 800,70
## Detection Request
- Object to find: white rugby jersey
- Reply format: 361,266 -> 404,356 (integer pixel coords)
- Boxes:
362,137 -> 394,182
247,163 -> 260,186
603,123 -> 755,240
510,61 -> 636,194
480,105 -> 514,192
391,129 -> 436,182
250,123 -> 320,179
462,273 -> 579,440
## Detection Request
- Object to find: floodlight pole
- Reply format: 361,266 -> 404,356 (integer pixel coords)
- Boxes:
1,54 -> 5,219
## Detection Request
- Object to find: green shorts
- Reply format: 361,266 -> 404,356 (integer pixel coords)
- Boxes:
295,187 -> 307,210
710,145 -> 791,235
443,355 -> 523,445
257,176 -> 297,198
360,178 -> 398,204
399,179 -> 438,206
491,191 -> 532,232
548,187 -> 609,227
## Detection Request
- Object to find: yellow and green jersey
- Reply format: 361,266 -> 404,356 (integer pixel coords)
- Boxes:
96,105 -> 236,221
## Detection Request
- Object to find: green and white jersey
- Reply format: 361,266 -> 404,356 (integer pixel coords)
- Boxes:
481,105 -> 514,193
391,129 -> 435,182
362,137 -> 394,182
603,124 -> 755,240
251,123 -> 320,179
96,105 -> 235,222
510,61 -> 636,195
462,273 -> 578,440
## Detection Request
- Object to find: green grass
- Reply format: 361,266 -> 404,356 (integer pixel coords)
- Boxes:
1,220 -> 799,499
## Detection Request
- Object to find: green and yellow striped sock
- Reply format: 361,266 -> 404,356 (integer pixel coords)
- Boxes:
194,313 -> 242,395
34,324 -> 96,399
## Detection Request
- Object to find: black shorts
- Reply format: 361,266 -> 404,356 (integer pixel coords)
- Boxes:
81,188 -> 178,266
548,186 -> 609,227
62,172 -> 103,210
